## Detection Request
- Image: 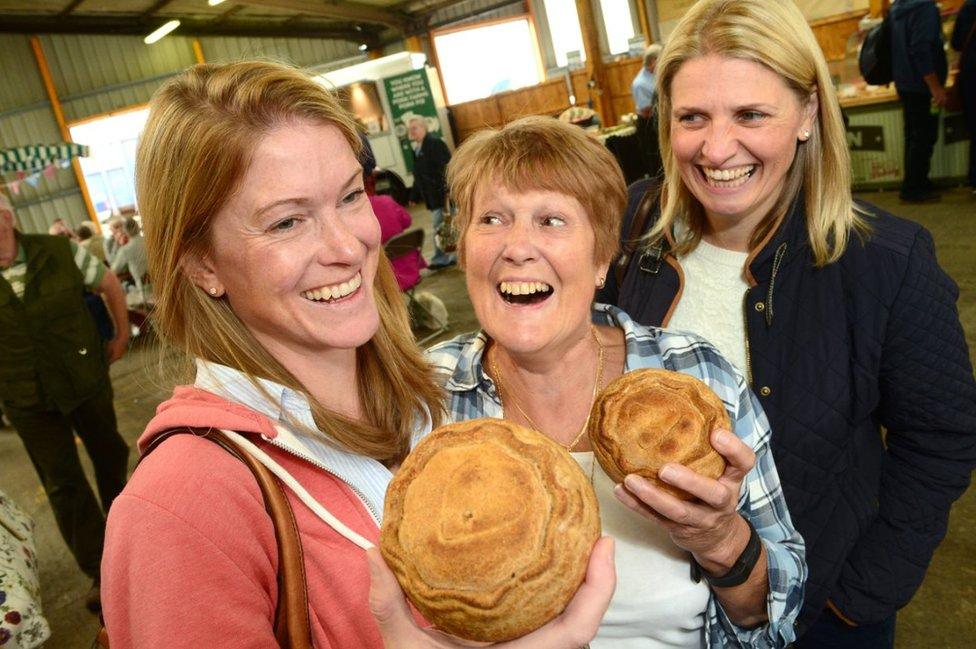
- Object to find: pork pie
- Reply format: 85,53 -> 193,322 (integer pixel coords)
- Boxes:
380,418 -> 600,642
588,368 -> 729,500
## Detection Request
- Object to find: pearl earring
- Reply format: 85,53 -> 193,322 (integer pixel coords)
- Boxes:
596,277 -> 606,289
801,130 -> 811,140
209,287 -> 218,296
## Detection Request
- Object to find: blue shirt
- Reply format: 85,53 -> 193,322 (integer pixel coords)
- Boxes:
890,0 -> 948,93
426,304 -> 806,648
631,67 -> 657,113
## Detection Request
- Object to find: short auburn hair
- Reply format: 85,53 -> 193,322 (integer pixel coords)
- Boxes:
447,116 -> 626,266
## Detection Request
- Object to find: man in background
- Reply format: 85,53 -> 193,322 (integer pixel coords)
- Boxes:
75,222 -> 107,264
890,0 -> 948,203
631,43 -> 663,178
407,116 -> 455,270
103,217 -> 123,264
0,194 -> 130,612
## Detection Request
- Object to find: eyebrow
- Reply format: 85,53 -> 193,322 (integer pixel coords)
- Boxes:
251,169 -> 363,219
673,102 -> 778,113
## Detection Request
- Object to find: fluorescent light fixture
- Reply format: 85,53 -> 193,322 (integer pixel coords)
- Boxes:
144,20 -> 180,44
358,43 -> 368,51
208,0 -> 227,6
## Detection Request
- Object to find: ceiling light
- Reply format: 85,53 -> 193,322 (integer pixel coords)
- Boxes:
144,20 -> 181,44
358,43 -> 368,51
209,0 -> 227,5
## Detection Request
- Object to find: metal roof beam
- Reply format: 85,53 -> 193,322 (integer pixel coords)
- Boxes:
0,14 -> 372,43
236,0 -> 410,29
58,0 -> 84,16
141,0 -> 177,18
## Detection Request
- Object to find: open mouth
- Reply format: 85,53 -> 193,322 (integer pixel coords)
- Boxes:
700,164 -> 756,189
497,280 -> 553,305
300,272 -> 362,303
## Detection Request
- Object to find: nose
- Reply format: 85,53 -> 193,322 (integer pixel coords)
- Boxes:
501,217 -> 538,265
315,214 -> 363,266
699,119 -> 738,166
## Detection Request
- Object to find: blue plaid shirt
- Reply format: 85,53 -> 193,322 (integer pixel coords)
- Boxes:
426,304 -> 806,648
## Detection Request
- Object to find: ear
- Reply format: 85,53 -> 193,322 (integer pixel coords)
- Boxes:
596,260 -> 612,289
182,250 -> 224,297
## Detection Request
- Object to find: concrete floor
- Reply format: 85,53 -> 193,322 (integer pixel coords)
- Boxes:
1,189 -> 974,647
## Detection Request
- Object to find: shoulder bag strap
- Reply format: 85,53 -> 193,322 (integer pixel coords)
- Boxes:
614,177 -> 663,288
208,430 -> 313,649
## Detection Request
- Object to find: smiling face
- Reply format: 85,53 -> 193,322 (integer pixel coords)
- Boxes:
463,184 -> 608,358
190,120 -> 380,363
669,54 -> 817,240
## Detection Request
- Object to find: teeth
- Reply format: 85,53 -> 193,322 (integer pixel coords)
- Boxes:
702,165 -> 755,188
499,281 -> 552,296
301,273 -> 362,302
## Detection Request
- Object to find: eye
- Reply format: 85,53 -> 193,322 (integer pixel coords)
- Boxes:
342,189 -> 365,205
676,113 -> 704,125
738,110 -> 767,123
270,217 -> 301,232
541,214 -> 566,227
478,213 -> 502,225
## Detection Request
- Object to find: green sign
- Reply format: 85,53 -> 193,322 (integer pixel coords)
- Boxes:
383,70 -> 442,174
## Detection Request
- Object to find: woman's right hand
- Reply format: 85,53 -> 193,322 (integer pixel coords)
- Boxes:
367,537 -> 616,648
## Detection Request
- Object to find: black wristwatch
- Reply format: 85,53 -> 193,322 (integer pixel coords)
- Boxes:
690,517 -> 762,588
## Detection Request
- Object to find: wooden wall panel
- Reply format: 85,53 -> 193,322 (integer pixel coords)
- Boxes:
810,10 -> 867,62
496,79 -> 569,121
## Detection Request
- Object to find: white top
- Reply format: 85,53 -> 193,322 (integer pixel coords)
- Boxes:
571,451 -> 708,648
668,239 -> 750,375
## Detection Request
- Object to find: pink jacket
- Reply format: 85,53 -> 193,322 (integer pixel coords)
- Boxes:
371,194 -> 426,291
101,387 -> 390,648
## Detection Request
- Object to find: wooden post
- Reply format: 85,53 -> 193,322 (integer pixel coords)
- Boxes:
635,0 -> 653,45
29,36 -> 101,232
404,35 -> 425,53
869,0 -> 890,18
574,0 -> 614,126
192,38 -> 206,64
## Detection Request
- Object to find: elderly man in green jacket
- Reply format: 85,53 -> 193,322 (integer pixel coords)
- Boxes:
0,194 -> 130,612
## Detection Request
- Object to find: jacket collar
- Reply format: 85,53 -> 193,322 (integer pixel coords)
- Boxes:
744,192 -> 807,286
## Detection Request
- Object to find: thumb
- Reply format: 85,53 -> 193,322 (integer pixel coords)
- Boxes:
367,547 -> 417,642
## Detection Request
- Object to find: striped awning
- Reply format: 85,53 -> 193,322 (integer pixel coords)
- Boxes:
1,143 -> 90,173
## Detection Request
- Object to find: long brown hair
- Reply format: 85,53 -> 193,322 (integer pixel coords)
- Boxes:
651,0 -> 868,265
138,61 -> 441,462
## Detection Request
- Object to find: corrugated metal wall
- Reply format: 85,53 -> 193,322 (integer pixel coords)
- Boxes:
430,0 -> 526,29
0,32 -> 365,234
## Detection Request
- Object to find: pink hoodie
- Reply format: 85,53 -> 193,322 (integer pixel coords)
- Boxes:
101,387 -> 391,648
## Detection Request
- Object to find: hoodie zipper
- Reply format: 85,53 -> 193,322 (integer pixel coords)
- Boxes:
263,435 -> 382,526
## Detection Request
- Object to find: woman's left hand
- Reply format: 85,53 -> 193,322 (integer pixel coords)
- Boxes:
613,428 -> 755,574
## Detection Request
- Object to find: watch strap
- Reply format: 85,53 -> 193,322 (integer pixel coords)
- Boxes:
690,516 -> 762,589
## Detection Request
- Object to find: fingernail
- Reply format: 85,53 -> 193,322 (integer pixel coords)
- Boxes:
624,474 -> 642,491
659,465 -> 675,482
715,430 -> 731,446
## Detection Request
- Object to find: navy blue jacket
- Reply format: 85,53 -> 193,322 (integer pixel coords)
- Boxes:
890,0 -> 948,94
599,179 -> 976,632
409,134 -> 451,210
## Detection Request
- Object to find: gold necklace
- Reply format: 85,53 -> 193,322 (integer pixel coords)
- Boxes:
489,325 -> 605,451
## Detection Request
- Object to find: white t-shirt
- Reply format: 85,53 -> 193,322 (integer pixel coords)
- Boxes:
667,239 -> 750,376
572,451 -> 708,648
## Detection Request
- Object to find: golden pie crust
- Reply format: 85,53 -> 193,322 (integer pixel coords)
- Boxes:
588,368 -> 729,500
380,418 -> 601,642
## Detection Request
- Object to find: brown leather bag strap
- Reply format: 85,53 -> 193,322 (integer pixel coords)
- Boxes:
614,178 -> 663,288
209,430 -> 313,649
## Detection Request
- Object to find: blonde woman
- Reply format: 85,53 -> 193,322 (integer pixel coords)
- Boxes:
599,1 -> 976,647
101,62 -> 614,648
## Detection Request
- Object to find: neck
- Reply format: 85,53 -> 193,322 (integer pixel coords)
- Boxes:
257,336 -> 364,422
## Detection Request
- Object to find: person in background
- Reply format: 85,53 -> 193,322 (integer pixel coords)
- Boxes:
890,0 -> 948,203
952,0 -> 976,194
370,193 -> 426,291
76,222 -> 107,264
632,44 -> 664,178
407,115 -> 455,270
47,218 -> 77,240
0,192 -> 130,614
103,217 -> 123,264
101,61 -> 614,647
110,217 -> 148,284
599,0 -> 976,646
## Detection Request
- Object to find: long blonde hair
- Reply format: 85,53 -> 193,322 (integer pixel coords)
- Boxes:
138,61 -> 441,462
652,0 -> 867,265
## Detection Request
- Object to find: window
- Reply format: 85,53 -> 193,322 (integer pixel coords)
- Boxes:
70,107 -> 149,223
543,0 -> 586,68
433,18 -> 543,105
600,0 -> 636,55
